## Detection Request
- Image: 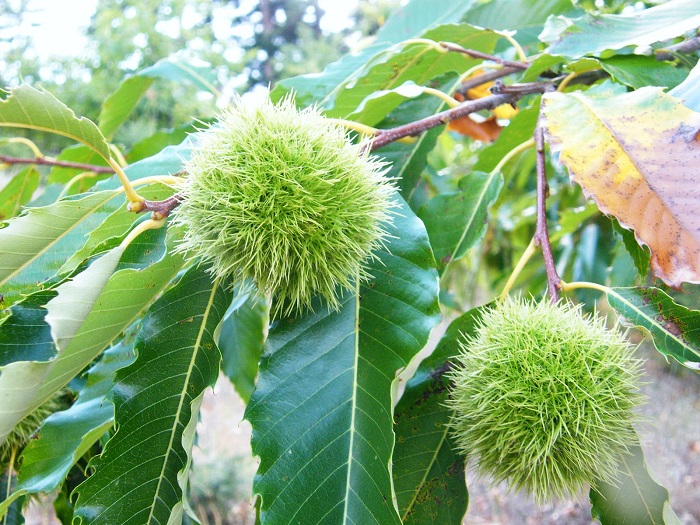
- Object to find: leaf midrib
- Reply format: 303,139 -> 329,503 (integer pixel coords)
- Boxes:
145,277 -> 220,523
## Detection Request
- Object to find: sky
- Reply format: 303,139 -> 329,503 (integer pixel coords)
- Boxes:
17,0 -> 358,60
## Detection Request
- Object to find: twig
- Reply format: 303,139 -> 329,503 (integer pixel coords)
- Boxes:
439,42 -> 529,70
130,193 -> 184,219
533,119 -> 561,302
656,34 -> 700,61
0,155 -> 114,173
368,82 -> 550,152
457,66 -> 523,95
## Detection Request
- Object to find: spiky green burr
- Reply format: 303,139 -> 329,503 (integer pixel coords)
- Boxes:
447,297 -> 644,502
173,95 -> 395,317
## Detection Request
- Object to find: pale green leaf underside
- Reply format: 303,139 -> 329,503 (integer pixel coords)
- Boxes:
591,440 -> 680,525
0,84 -> 111,159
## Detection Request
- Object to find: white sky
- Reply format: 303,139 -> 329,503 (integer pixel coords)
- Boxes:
19,0 -> 357,60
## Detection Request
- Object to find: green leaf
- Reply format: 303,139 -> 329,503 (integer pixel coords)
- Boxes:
45,246 -> 126,351
219,294 -> 267,404
272,1 -> 488,111
374,0 -> 478,44
59,183 -> 174,276
245,195 -> 440,524
0,342 -> 136,516
418,171 -> 504,273
542,0 -> 700,59
73,266 -> 232,525
126,123 -> 196,163
330,24 -> 500,119
0,475 -> 25,525
606,287 -> 700,369
669,61 -> 700,112
0,289 -> 57,366
347,81 -> 433,127
99,55 -> 218,140
0,236 -> 186,444
0,85 -> 110,161
473,101 -> 539,173
47,145 -> 111,186
0,190 -> 122,307
465,0 -> 577,31
590,440 -> 680,525
271,44 -> 387,109
393,306 -> 488,524
600,55 -> 688,90
98,76 -> 152,141
612,219 -> 650,280
0,166 -> 39,221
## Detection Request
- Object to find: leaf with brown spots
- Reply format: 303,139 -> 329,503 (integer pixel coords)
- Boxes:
605,286 -> 700,370
542,87 -> 700,287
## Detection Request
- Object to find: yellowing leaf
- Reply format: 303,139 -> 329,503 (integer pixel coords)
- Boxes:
542,88 -> 700,287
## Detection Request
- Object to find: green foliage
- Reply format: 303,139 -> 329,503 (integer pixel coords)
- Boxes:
173,96 -> 396,317
447,297 -> 644,501
0,0 -> 698,523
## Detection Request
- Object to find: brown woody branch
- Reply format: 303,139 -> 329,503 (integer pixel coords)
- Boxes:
0,155 -> 114,173
533,120 -> 561,302
456,66 -> 524,95
129,193 -> 184,219
439,42 -> 529,70
369,82 -> 550,152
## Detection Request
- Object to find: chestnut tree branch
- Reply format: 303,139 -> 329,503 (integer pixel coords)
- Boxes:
0,155 -> 114,173
533,120 -> 561,302
130,193 -> 184,219
369,83 -> 550,152
656,33 -> 700,61
439,42 -> 530,70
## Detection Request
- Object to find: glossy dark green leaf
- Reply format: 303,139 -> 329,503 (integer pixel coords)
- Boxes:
0,289 -> 57,366
600,56 -> 688,90
394,305 -> 488,525
219,294 -> 267,404
590,440 -> 680,525
473,102 -> 539,173
542,0 -> 700,59
0,167 -> 40,221
606,287 -> 700,369
418,171 -> 504,273
245,195 -> 440,525
73,266 -> 232,525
